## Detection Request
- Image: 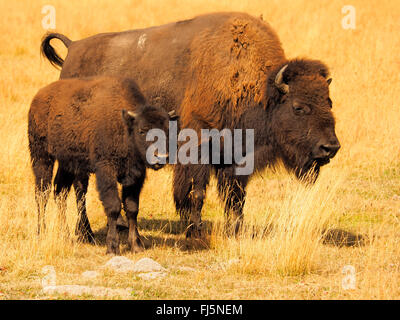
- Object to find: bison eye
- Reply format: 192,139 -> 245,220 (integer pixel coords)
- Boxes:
292,104 -> 310,115
139,129 -> 146,135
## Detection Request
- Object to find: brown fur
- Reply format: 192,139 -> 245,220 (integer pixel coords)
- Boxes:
41,12 -> 340,237
28,77 -> 175,253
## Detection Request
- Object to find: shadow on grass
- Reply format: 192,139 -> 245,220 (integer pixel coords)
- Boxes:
139,218 -> 213,235
322,228 -> 366,247
249,225 -> 366,247
92,218 -> 365,251
92,219 -> 213,252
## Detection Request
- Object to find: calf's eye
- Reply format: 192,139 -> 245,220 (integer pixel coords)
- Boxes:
139,129 -> 146,135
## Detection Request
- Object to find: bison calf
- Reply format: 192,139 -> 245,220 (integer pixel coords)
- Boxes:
28,77 -> 177,254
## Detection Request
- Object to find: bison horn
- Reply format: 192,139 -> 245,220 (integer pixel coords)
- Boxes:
126,110 -> 137,118
275,64 -> 289,94
122,109 -> 137,122
168,110 -> 179,120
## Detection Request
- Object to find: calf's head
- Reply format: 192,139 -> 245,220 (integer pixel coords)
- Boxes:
267,59 -> 340,181
122,106 -> 179,170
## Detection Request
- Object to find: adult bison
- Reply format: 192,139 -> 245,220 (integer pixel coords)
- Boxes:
41,12 -> 340,237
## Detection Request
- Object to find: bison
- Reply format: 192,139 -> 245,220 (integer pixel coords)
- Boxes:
28,76 -> 178,254
41,12 -> 340,237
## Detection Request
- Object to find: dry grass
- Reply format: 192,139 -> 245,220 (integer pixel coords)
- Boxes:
0,0 -> 399,299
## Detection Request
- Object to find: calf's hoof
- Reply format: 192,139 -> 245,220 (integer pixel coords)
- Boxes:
116,215 -> 129,231
130,237 -> 145,253
106,242 -> 120,255
106,247 -> 120,255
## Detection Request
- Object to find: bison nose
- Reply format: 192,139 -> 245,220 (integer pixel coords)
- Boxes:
319,143 -> 340,158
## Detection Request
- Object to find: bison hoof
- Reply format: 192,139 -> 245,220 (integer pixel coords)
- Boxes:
186,224 -> 202,239
78,232 -> 95,244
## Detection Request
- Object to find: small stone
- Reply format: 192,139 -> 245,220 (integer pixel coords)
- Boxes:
41,265 -> 57,287
177,266 -> 196,272
132,258 -> 166,273
81,271 -> 99,279
43,285 -> 130,297
137,272 -> 167,280
211,258 -> 240,271
227,259 -> 240,266
103,256 -> 136,273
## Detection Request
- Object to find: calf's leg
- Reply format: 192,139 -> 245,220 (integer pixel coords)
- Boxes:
73,174 -> 95,243
122,177 -> 145,253
53,166 -> 74,236
32,156 -> 54,235
95,164 -> 121,255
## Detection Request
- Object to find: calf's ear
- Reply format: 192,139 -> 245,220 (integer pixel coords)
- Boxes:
168,110 -> 179,121
122,109 -> 137,129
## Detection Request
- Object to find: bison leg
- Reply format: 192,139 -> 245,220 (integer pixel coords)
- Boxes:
73,174 -> 95,244
32,156 -> 54,236
95,163 -> 121,255
53,166 -> 74,236
216,166 -> 249,237
122,177 -> 145,253
173,163 -> 210,238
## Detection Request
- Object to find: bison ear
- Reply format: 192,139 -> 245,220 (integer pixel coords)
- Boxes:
122,109 -> 137,129
327,78 -> 332,85
168,110 -> 179,121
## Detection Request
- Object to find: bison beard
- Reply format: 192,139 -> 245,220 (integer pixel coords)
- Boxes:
40,12 -> 340,238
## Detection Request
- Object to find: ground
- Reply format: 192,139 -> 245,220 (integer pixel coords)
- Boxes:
0,0 -> 399,299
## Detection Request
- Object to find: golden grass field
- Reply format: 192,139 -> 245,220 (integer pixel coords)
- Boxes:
0,0 -> 399,299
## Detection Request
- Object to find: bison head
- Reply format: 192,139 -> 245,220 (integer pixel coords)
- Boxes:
266,59 -> 340,181
122,106 -> 179,170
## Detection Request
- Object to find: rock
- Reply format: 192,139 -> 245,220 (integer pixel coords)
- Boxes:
227,259 -> 240,266
43,285 -> 130,297
132,258 -> 166,273
81,270 -> 99,279
392,195 -> 400,201
41,265 -> 57,287
177,266 -> 196,272
103,256 -> 167,276
103,256 -> 136,273
210,258 -> 240,271
137,272 -> 167,280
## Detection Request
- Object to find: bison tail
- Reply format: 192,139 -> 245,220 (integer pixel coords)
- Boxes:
40,32 -> 72,69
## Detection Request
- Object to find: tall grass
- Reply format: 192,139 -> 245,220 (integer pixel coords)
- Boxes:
211,169 -> 345,276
